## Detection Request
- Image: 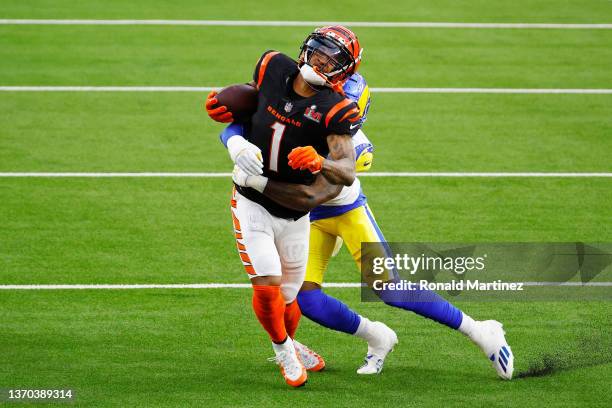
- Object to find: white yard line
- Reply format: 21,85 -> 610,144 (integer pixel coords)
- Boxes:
0,20 -> 611,29
0,172 -> 232,178
0,172 -> 233,178
522,282 -> 612,287
1,172 -> 611,178
0,86 -> 217,92
359,172 -> 612,178
1,86 -> 612,94
0,283 -> 361,290
371,88 -> 612,94
0,282 -> 609,290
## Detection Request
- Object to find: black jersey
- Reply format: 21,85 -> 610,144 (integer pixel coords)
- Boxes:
236,50 -> 360,219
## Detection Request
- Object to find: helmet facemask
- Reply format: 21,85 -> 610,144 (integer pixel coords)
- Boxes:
299,34 -> 357,87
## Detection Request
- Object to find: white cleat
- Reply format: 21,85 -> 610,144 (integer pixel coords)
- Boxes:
293,339 -> 326,372
269,339 -> 308,387
472,320 -> 514,380
357,322 -> 398,375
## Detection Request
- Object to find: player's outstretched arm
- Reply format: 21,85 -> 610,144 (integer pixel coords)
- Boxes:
321,134 -> 356,186
232,167 -> 342,212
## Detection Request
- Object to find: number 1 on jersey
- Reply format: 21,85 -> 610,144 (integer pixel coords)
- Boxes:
269,122 -> 286,172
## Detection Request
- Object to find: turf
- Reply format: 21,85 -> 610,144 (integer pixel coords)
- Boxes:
1,290 -> 610,407
1,93 -> 611,172
0,1 -> 611,406
1,0 -> 611,23
1,177 -> 611,285
1,26 -> 611,88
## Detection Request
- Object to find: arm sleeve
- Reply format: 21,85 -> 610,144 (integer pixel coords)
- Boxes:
219,123 -> 245,148
352,128 -> 372,148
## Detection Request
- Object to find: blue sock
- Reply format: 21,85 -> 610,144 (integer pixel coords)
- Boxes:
376,285 -> 464,329
297,289 -> 362,334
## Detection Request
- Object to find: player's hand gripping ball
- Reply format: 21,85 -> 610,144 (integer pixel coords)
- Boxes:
205,84 -> 258,123
205,91 -> 233,123
288,146 -> 324,174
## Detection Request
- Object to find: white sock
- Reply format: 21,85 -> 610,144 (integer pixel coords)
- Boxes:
458,313 -> 478,340
354,317 -> 379,345
272,336 -> 293,354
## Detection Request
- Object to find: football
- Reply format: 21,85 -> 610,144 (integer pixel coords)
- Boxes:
215,83 -> 258,123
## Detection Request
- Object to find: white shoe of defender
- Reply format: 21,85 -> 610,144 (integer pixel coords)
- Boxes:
472,320 -> 514,380
357,322 -> 398,375
293,339 -> 326,372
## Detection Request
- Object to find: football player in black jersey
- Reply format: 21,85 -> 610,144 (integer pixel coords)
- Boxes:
206,25 -> 365,387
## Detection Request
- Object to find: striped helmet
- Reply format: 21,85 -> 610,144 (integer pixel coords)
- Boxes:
299,25 -> 363,87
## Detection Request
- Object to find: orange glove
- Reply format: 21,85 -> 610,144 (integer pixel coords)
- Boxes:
288,146 -> 324,173
205,91 -> 233,123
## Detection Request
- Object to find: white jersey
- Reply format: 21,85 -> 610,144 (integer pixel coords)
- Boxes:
323,177 -> 362,206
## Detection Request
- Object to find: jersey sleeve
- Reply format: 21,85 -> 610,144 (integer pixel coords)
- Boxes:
324,97 -> 361,136
219,123 -> 245,148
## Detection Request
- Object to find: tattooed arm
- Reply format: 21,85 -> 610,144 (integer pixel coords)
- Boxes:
321,133 -> 356,186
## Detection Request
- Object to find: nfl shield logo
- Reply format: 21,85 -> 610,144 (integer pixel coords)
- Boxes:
284,102 -> 293,112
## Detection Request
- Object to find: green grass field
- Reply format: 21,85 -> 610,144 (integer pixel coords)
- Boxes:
1,1 -> 611,407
